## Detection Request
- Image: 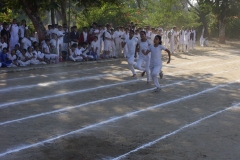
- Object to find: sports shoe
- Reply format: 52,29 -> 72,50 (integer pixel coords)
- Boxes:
159,71 -> 163,79
153,87 -> 161,92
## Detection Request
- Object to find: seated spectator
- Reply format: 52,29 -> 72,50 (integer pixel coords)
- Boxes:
69,43 -> 83,62
0,48 -> 16,67
90,36 -> 99,60
42,39 -> 58,63
80,42 -> 94,60
17,49 -> 30,67
21,32 -> 32,50
0,37 -> 8,53
33,46 -> 47,64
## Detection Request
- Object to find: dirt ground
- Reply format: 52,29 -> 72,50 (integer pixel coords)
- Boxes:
0,40 -> 240,160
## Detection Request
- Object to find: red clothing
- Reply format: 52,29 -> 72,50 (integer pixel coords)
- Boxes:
79,32 -> 94,44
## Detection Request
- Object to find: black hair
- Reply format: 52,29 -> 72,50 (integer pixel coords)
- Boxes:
94,36 -> 98,39
2,47 -> 8,51
27,46 -> 33,51
22,49 -> 27,53
155,35 -> 162,45
129,29 -> 134,34
71,43 -> 77,48
140,31 -> 146,35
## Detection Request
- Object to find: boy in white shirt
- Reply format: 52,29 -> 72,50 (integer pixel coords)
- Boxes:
34,46 -> 47,64
0,37 -> 8,53
42,39 -> 58,63
90,36 -> 100,60
17,49 -> 30,66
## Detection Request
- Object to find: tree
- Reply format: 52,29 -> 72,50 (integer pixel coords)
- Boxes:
186,0 -> 211,38
211,0 -> 240,43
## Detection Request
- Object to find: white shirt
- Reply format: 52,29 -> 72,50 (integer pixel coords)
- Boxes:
10,24 -> 19,38
21,37 -> 32,50
75,48 -> 82,56
124,37 -> 138,56
137,39 -> 151,58
19,25 -> 28,38
25,51 -> 34,59
42,43 -> 50,53
148,44 -> 166,67
0,42 -> 8,52
50,39 -> 57,48
104,31 -> 111,41
134,33 -> 140,40
8,54 -> 17,61
91,41 -> 99,52
30,37 -> 38,43
34,50 -> 44,59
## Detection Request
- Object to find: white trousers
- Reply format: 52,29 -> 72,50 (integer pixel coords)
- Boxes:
45,54 -> 57,59
69,55 -> 83,61
150,65 -> 162,88
127,54 -> 136,75
170,40 -> 174,53
136,57 -> 150,81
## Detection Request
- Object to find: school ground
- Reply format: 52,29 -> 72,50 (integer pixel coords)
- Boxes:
0,40 -> 240,160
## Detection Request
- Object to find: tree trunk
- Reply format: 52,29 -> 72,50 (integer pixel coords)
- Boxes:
218,19 -> 226,44
51,8 -> 55,25
60,0 -> 67,24
22,7 -> 46,42
199,14 -> 209,38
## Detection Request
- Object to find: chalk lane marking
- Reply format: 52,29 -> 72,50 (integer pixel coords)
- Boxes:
0,71 -> 227,125
112,102 -> 240,160
0,58 -> 237,94
0,68 -> 229,109
0,71 -> 132,93
0,81 -> 236,158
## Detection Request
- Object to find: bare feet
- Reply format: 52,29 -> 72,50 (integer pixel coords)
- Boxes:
132,74 -> 136,77
141,71 -> 146,77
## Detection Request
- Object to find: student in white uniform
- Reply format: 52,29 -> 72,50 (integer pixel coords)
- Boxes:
33,46 -> 47,64
122,30 -> 138,77
0,37 -> 8,53
17,49 -> 31,66
169,26 -> 178,54
19,20 -> 28,39
190,26 -> 196,50
142,35 -> 171,92
110,29 -> 116,58
42,39 -> 57,62
90,36 -> 100,60
113,27 -> 122,58
200,26 -> 205,47
122,27 -> 129,58
184,28 -> 190,52
103,24 -> 112,59
135,31 -> 151,83
9,19 -> 19,50
25,46 -> 41,65
179,26 -> 185,52
7,49 -> 18,67
69,43 -> 83,62
80,42 -> 93,60
21,32 -> 32,50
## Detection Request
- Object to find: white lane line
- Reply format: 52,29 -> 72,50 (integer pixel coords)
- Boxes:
112,102 -> 240,160
0,79 -> 141,109
0,66 -> 116,82
0,70 -> 229,125
0,70 -> 228,109
0,71 -> 131,93
1,58 -> 238,94
0,79 -> 191,126
0,81 -> 235,158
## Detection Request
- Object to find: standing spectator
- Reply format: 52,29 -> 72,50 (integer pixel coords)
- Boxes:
9,19 -> 20,50
19,19 -> 28,39
79,27 -> 92,45
1,22 -> 10,48
70,26 -> 79,45
0,37 -> 8,53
